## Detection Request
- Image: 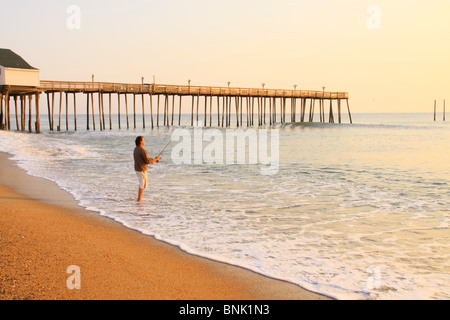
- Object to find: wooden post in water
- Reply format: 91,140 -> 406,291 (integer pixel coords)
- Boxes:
25,96 -> 29,132
169,95 -> 172,127
338,99 -> 342,124
269,97 -> 272,125
190,95 -> 194,126
239,96 -> 243,127
301,98 -> 306,122
150,94 -> 154,129
443,99 -> 446,121
299,98 -> 303,122
109,93 -> 112,130
142,94 -> 145,129
133,93 -> 136,129
35,93 -> 41,133
163,94 -> 168,127
91,92 -> 96,131
248,97 -> 252,126
228,95 -> 232,127
22,96 -> 26,131
57,92 -> 62,131
52,92 -> 55,131
228,95 -> 231,127
216,96 -> 220,127
2,94 -> 5,129
322,99 -> 326,123
235,96 -> 240,127
224,96 -> 227,127
196,94 -> 200,124
263,97 -> 266,125
65,92 -> 69,130
173,95 -> 177,126
97,94 -> 101,131
2,94 -> 5,130
98,93 -> 102,130
257,97 -> 261,126
157,94 -> 161,127
179,95 -> 182,126
86,93 -> 90,130
0,93 -> 3,129
346,99 -> 353,124
23,96 -> 27,131
319,99 -> 323,123
19,96 -> 22,131
329,99 -> 334,123
18,96 -> 22,131
117,94 -> 121,129
125,94 -> 129,129
278,97 -> 281,124
18,95 -> 22,131
73,93 -> 77,131
14,96 -> 19,130
28,95 -> 32,133
165,94 -> 170,127
223,96 -> 226,127
204,95 -> 207,127
241,96 -> 244,126
272,97 -> 276,124
247,97 -> 251,127
223,96 -> 227,127
101,93 -> 105,130
163,95 -> 166,126
165,94 -> 168,127
282,97 -> 285,124
291,98 -> 295,123
209,94 -> 213,127
434,100 -> 436,121
0,94 -> 4,130
4,94 -> 7,130
6,93 -> 11,130
292,97 -> 296,123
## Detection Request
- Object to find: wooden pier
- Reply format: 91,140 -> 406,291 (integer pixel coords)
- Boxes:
1,81 -> 351,133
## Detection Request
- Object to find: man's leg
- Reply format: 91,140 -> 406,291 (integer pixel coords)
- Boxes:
137,188 -> 144,202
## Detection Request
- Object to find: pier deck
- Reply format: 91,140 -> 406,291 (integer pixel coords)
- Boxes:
1,81 -> 351,133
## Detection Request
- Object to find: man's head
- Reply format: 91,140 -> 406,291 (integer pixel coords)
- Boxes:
135,136 -> 145,147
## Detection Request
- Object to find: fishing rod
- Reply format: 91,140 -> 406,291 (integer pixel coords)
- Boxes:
155,139 -> 172,162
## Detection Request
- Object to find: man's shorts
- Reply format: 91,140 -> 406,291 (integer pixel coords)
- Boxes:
136,171 -> 148,189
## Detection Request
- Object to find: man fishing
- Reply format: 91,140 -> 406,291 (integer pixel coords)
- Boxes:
134,136 -> 162,202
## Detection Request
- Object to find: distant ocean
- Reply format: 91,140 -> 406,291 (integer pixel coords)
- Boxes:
1,112 -> 449,300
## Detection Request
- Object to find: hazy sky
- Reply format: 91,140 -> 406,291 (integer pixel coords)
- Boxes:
1,0 -> 449,113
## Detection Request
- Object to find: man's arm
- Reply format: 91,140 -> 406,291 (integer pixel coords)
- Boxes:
144,150 -> 161,165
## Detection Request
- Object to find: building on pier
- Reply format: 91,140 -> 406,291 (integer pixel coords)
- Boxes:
0,49 -> 41,132
0,49 -> 40,87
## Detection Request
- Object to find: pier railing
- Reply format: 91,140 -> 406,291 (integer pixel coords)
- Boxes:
39,81 -> 349,99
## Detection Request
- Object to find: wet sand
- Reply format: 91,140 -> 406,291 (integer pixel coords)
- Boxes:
0,152 -> 330,300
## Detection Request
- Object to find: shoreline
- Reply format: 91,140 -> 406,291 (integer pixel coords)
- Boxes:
0,151 -> 331,300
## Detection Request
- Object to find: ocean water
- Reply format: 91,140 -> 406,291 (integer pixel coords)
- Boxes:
0,113 -> 449,300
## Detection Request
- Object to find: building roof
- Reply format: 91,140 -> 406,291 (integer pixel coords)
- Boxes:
0,49 -> 38,70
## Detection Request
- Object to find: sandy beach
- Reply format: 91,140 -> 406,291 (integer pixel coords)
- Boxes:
0,152 -> 329,300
